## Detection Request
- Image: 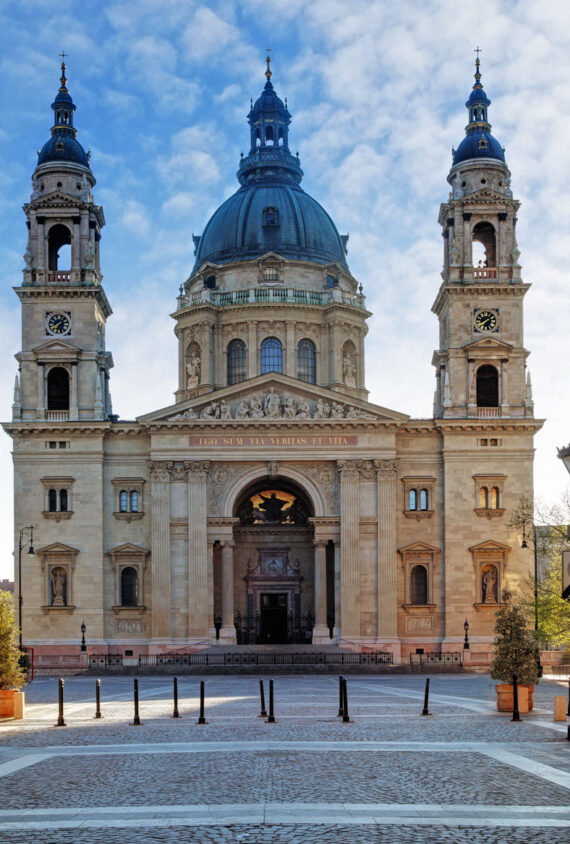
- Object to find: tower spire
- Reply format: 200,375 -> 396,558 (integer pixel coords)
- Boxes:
265,47 -> 272,80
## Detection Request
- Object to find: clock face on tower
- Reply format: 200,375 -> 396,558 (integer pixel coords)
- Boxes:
474,309 -> 498,332
46,312 -> 71,335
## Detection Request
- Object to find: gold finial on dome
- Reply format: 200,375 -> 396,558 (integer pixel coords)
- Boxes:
59,51 -> 68,90
265,47 -> 272,80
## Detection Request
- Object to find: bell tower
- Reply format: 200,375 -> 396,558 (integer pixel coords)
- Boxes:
432,57 -> 533,420
14,61 -> 113,422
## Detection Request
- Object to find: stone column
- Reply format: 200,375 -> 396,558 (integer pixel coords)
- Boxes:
36,217 -> 46,270
220,541 -> 236,643
36,363 -> 45,419
500,358 -> 509,416
374,459 -> 399,645
70,362 -> 78,421
187,461 -> 210,638
467,358 -> 476,416
286,323 -> 295,378
248,322 -> 257,379
72,217 -> 81,269
337,460 -> 360,639
312,540 -> 329,644
207,540 -> 216,639
150,461 -> 172,641
334,541 -> 341,641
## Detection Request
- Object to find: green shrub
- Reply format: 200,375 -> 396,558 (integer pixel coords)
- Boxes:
0,591 -> 26,690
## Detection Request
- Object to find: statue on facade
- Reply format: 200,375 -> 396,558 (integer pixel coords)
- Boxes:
258,492 -> 288,522
314,398 -> 330,419
201,402 -> 219,420
283,395 -> 297,417
249,396 -> 264,418
186,351 -> 201,388
51,567 -> 67,606
219,399 -> 232,419
330,402 -> 345,418
482,566 -> 498,603
296,398 -> 311,419
236,398 -> 250,418
23,249 -> 33,268
85,240 -> 95,269
343,352 -> 357,388
264,388 -> 281,418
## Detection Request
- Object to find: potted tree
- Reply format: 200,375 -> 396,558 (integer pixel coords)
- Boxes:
490,590 -> 540,713
0,591 -> 26,718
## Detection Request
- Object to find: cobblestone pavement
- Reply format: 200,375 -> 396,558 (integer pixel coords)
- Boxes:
1,674 -> 569,843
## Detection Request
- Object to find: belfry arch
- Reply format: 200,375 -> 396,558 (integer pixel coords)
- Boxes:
213,473 -> 335,645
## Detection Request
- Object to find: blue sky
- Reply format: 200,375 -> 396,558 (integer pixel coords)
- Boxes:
1,0 -> 570,577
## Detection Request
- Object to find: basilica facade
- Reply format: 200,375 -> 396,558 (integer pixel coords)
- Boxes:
5,58 -> 542,662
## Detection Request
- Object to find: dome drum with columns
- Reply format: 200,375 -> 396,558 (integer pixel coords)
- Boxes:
4,56 -> 542,665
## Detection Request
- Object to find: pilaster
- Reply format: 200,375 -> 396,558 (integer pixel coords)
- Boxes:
187,460 -> 210,637
337,460 -> 360,638
374,459 -> 399,642
150,460 -> 172,639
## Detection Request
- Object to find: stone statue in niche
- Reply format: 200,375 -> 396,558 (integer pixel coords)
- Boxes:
343,351 -> 357,388
85,240 -> 95,269
186,350 -> 201,388
23,249 -> 33,268
50,567 -> 67,606
481,566 -> 498,603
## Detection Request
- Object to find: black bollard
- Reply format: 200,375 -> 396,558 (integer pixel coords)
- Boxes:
132,678 -> 141,726
197,680 -> 207,724
56,678 -> 66,727
511,674 -> 521,722
173,677 -> 180,719
567,725 -> 570,742
421,678 -> 430,716
342,677 -> 350,723
259,679 -> 267,718
267,679 -> 275,723
95,678 -> 102,719
567,678 -> 570,717
338,676 -> 344,717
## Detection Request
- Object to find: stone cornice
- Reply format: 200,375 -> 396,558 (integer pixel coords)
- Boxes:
434,418 -> 544,434
431,282 -> 530,316
14,284 -> 112,318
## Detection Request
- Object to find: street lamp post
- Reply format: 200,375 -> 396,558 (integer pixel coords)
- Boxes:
521,520 -> 543,678
17,526 -> 35,651
80,621 -> 86,652
463,619 -> 470,650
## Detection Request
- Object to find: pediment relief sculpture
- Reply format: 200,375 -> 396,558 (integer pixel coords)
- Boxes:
167,388 -> 376,422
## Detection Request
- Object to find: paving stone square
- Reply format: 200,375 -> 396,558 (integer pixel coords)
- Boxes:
1,673 -> 569,843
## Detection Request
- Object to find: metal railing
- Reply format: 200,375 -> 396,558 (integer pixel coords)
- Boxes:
409,651 -> 463,667
89,654 -> 124,668
138,650 -> 393,668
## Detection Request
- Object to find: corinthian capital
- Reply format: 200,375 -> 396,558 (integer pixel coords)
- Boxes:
336,459 -> 360,480
373,459 -> 399,479
149,460 -> 173,482
187,460 -> 210,479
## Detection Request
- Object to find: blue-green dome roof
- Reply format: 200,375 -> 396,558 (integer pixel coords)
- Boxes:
36,62 -> 90,170
192,59 -> 348,273
452,58 -> 506,168
193,182 -> 348,270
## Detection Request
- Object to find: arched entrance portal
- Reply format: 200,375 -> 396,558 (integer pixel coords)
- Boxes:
214,478 -> 333,644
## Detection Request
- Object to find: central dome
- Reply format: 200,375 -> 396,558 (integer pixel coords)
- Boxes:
191,60 -> 348,274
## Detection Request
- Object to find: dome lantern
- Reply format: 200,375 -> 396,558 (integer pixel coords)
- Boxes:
36,58 -> 90,169
452,53 -> 506,167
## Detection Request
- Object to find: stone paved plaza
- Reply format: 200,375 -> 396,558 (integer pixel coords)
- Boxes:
1,673 -> 569,843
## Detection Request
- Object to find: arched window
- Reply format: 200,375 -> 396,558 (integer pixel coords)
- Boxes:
48,489 -> 57,512
47,367 -> 70,410
472,221 -> 496,267
119,491 -> 128,513
264,125 -> 274,145
490,486 -> 499,509
476,365 -> 499,407
59,489 -> 68,512
47,223 -> 72,271
297,339 -> 316,384
227,339 -> 246,385
410,565 -> 428,604
409,489 -> 417,511
120,567 -> 138,607
130,491 -> 139,512
479,486 -> 489,508
419,489 -> 428,511
261,337 -> 283,374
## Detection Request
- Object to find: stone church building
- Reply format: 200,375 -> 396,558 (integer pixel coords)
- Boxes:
5,57 -> 542,662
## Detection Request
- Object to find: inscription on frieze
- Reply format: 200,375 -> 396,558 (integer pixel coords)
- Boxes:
190,435 -> 358,447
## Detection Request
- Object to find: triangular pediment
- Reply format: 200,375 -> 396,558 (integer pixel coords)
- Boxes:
463,336 -> 513,354
36,542 -> 80,555
107,543 -> 150,557
31,191 -> 85,209
398,541 -> 441,554
138,373 -> 409,425
32,338 -> 80,362
469,539 -> 511,553
256,252 -> 286,264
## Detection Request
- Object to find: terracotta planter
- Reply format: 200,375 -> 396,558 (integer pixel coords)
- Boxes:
495,683 -> 534,713
0,689 -> 25,719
